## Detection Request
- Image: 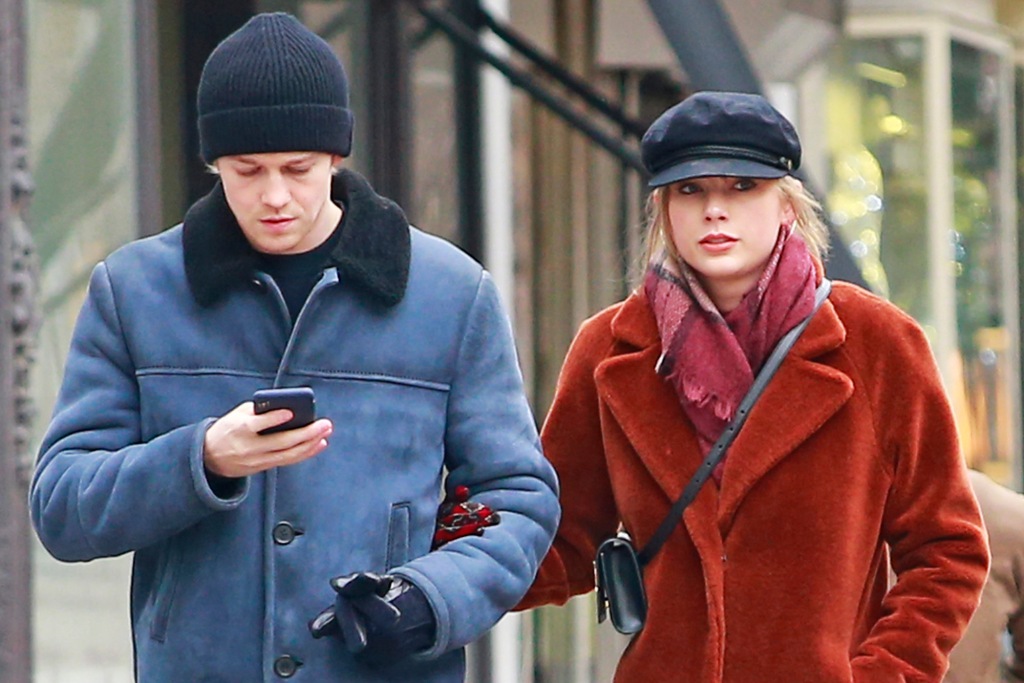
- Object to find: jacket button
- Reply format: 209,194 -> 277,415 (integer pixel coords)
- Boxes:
273,521 -> 302,545
273,654 -> 301,678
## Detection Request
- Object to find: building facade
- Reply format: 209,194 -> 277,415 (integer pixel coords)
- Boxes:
3,0 -> 1023,680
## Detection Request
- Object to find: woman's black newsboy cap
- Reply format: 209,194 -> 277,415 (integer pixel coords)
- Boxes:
641,91 -> 801,188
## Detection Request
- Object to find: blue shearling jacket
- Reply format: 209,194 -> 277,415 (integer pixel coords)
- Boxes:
30,170 -> 559,682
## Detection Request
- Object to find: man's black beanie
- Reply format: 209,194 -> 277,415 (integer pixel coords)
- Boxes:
197,12 -> 353,163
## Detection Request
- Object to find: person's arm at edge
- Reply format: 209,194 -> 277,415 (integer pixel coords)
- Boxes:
1006,500 -> 1024,683
388,272 -> 560,657
29,261 -> 247,562
515,307 -> 620,611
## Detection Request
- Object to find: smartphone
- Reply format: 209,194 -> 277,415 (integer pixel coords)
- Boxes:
253,387 -> 316,435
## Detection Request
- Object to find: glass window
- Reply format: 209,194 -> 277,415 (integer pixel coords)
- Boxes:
286,1 -> 369,176
823,29 -> 1019,487
408,14 -> 459,243
272,1 -> 460,242
28,0 -> 141,415
28,1 -> 141,680
949,41 -> 1013,482
825,36 -> 929,325
1016,64 -> 1024,490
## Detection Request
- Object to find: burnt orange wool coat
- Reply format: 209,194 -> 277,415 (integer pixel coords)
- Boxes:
519,281 -> 990,683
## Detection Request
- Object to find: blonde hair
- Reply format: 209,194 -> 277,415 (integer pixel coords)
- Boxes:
636,175 -> 829,282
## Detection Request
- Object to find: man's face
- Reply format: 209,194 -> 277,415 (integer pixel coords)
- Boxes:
216,151 -> 342,255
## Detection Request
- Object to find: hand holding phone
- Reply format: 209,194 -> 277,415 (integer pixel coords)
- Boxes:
203,387 -> 329,478
253,387 -> 317,435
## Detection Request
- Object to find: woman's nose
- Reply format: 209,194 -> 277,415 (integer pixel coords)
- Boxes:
704,196 -> 727,221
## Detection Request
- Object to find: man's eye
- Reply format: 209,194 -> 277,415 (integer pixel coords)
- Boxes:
287,166 -> 313,175
236,167 -> 260,177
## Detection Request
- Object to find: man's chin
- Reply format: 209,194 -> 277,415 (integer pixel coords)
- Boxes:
251,236 -> 301,256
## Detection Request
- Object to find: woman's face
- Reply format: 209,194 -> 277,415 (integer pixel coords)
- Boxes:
665,175 -> 795,310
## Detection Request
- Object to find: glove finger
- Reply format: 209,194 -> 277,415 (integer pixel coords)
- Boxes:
333,572 -> 391,598
334,598 -> 369,653
308,605 -> 340,639
350,593 -> 401,629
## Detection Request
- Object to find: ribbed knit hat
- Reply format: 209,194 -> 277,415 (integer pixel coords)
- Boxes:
197,12 -> 353,162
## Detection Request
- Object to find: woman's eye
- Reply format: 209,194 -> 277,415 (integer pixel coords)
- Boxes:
734,178 -> 757,191
677,183 -> 700,195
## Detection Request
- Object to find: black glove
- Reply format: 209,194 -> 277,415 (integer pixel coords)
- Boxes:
309,572 -> 436,664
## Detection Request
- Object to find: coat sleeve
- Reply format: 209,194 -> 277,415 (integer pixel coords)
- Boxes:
30,262 -> 247,562
516,312 -> 620,610
389,272 -> 560,657
849,314 -> 990,682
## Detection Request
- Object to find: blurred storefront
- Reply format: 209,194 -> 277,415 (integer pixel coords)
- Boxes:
5,0 -> 1024,681
813,0 -> 1023,488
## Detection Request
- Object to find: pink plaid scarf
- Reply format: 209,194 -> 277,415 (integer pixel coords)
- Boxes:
643,227 -> 816,483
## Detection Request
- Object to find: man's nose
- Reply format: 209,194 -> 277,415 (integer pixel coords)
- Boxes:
261,174 -> 290,208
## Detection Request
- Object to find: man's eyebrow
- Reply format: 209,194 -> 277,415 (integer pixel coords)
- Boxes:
231,153 -> 315,166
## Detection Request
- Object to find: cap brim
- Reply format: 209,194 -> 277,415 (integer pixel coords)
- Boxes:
647,158 -> 788,188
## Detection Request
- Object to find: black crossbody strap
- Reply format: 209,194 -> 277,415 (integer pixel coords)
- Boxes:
636,279 -> 832,566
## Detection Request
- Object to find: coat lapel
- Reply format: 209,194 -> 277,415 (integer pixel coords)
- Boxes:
595,292 -> 705,505
595,290 -> 855,542
595,291 -> 725,568
716,299 -> 853,536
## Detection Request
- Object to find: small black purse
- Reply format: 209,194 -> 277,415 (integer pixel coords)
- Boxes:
594,531 -> 647,634
594,280 -> 831,635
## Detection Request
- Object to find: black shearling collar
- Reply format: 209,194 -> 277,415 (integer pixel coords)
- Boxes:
182,169 -> 411,308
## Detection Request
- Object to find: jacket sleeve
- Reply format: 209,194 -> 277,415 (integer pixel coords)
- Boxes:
29,262 -> 247,562
516,313 -> 620,610
1009,529 -> 1024,682
389,272 -> 560,657
849,315 -> 990,682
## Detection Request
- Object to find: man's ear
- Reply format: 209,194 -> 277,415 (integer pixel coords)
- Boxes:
331,155 -> 344,174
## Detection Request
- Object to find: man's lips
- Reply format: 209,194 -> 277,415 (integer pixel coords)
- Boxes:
260,216 -> 296,230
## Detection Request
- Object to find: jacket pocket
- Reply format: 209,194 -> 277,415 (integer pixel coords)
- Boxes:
386,502 -> 411,570
150,542 -> 182,642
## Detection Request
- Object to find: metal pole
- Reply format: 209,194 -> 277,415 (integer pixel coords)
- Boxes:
368,0 -> 412,208
476,9 -> 646,139
412,1 -> 645,173
0,0 -> 36,679
479,0 -> 515,316
643,0 -> 761,93
452,0 -> 484,262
